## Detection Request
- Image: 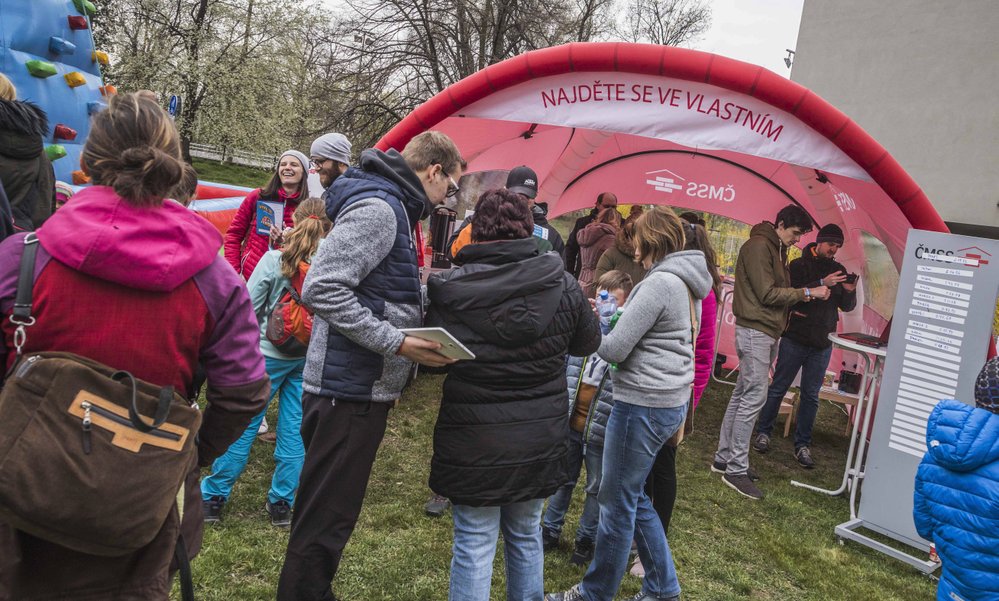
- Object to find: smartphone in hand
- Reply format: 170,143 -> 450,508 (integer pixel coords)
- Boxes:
844,273 -> 858,284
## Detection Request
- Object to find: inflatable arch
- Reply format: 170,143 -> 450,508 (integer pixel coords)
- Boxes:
377,42 -> 948,367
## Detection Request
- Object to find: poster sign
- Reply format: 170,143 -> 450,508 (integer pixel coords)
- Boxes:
843,230 -> 999,565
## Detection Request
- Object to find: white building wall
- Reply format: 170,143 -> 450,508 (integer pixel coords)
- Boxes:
791,0 -> 999,233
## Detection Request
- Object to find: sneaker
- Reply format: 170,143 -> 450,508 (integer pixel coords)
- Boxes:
570,538 -> 594,566
266,499 -> 292,528
424,494 -> 451,517
257,417 -> 268,435
722,473 -> 764,500
629,556 -> 645,578
795,446 -> 816,469
753,432 -> 771,453
258,431 -> 277,443
203,495 -> 225,524
711,461 -> 760,482
624,591 -> 680,601
545,584 -> 584,601
542,528 -> 560,553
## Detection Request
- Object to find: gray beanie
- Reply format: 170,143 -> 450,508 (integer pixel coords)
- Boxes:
310,133 -> 352,165
279,150 -> 309,172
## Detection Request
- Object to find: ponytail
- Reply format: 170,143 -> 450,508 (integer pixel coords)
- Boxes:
281,198 -> 331,279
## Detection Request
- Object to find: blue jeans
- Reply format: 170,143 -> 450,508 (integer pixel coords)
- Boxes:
542,429 -> 584,538
201,355 -> 306,504
579,401 -> 686,601
756,337 -> 833,449
450,499 -> 544,601
542,430 -> 602,544
578,442 -> 603,542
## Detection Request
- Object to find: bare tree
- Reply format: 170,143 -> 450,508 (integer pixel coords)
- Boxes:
617,0 -> 711,46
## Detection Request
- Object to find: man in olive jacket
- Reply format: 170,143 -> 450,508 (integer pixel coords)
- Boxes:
712,205 -> 828,500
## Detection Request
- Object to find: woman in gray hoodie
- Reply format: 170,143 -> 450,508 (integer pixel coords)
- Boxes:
547,206 -> 711,601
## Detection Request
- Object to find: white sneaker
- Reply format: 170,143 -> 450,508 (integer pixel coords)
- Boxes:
257,417 -> 269,435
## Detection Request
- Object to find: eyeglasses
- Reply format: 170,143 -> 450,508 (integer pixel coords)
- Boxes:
310,158 -> 329,170
441,168 -> 459,198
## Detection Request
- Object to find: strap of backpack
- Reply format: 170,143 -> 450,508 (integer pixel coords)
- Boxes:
174,533 -> 195,601
10,234 -> 40,357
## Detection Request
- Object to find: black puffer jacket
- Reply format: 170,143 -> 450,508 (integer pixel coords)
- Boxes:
784,243 -> 857,349
0,99 -> 55,231
427,238 -> 600,506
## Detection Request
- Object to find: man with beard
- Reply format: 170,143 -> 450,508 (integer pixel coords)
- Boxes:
309,133 -> 352,189
278,131 -> 463,601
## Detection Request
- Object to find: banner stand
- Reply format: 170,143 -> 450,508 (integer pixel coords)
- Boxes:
833,230 -> 999,574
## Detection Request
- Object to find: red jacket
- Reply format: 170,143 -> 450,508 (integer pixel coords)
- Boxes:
0,187 -> 269,600
223,188 -> 300,279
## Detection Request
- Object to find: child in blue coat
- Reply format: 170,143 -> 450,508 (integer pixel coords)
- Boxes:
914,357 -> 999,601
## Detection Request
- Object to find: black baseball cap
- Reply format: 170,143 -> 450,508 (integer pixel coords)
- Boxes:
506,166 -> 538,199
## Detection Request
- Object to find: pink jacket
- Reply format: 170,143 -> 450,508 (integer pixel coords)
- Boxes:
693,288 -> 718,407
576,222 -> 617,296
223,188 -> 300,279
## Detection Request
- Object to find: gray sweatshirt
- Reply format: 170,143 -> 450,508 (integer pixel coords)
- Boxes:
598,250 -> 712,408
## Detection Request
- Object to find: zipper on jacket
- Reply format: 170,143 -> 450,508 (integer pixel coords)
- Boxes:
13,354 -> 40,379
79,400 -> 182,442
80,401 -> 92,454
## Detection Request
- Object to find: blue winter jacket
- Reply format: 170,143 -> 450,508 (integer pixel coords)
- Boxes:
913,399 -> 999,601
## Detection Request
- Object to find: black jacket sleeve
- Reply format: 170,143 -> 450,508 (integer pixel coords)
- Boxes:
565,275 -> 601,356
565,218 -> 585,278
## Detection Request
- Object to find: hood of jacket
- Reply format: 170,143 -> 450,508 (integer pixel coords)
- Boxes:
647,250 -> 712,301
577,222 -> 616,247
749,221 -> 788,260
35,186 -> 223,292
432,238 -> 566,347
327,148 -> 430,226
531,203 -> 549,225
0,99 -> 48,160
614,229 -> 635,258
925,399 -> 999,472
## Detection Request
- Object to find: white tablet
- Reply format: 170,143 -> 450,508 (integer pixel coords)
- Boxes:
400,327 -> 476,361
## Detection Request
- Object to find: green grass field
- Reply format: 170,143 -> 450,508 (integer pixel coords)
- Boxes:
192,158 -> 272,189
183,374 -> 938,600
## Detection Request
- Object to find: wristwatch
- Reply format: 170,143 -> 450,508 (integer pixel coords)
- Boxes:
804,288 -> 811,299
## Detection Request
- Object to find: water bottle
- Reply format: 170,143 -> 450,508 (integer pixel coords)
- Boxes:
596,290 -> 618,335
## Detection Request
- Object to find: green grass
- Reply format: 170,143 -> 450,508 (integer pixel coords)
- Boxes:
192,158 -> 272,189
182,374 -> 938,600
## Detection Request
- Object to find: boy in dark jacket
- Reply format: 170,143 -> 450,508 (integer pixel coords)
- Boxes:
914,357 -> 999,601
542,270 -> 633,567
753,223 -> 857,467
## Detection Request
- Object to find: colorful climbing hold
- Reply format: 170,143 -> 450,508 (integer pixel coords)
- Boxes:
71,170 -> 91,185
99,84 -> 117,96
87,100 -> 107,115
64,71 -> 87,88
26,59 -> 58,78
72,0 -> 96,16
67,15 -> 88,30
54,124 -> 79,141
46,145 -> 68,161
49,36 -> 77,55
92,50 -> 109,65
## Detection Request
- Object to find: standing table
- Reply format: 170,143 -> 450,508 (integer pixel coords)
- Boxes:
791,333 -> 886,514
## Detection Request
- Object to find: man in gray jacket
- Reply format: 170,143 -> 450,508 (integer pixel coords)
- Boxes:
277,131 -> 463,601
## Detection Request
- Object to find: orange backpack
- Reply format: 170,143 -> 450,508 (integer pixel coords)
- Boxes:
265,262 -> 314,357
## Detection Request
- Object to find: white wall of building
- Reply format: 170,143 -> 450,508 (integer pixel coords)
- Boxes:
792,0 -> 999,233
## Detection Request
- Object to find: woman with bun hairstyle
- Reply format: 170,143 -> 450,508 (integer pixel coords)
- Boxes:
224,150 -> 310,279
0,92 -> 269,599
202,198 -> 331,528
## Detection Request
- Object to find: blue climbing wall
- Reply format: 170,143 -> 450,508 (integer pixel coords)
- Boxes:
0,0 -> 108,183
